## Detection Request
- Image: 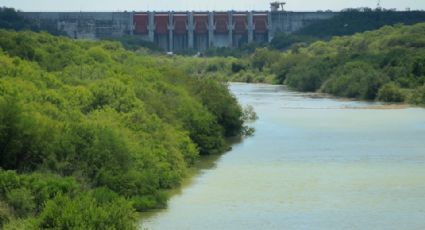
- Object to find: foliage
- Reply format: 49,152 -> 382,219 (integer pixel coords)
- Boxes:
0,7 -> 65,35
0,7 -> 35,31
5,188 -> 36,217
264,23 -> 425,104
203,43 -> 266,57
250,48 -> 280,71
0,29 -> 245,228
296,8 -> 425,39
214,22 -> 425,104
106,35 -> 164,52
242,105 -> 258,122
0,201 -> 11,227
270,33 -> 317,51
36,193 -> 135,230
409,85 -> 425,105
321,61 -> 389,100
231,61 -> 247,73
377,82 -> 406,102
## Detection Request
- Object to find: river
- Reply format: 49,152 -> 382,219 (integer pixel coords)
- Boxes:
140,83 -> 425,230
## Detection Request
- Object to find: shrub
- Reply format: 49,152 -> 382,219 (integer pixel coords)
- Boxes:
131,193 -> 167,211
231,61 -> 246,73
377,82 -> 405,102
0,28 -> 246,228
36,193 -> 136,230
409,85 -> 425,105
0,201 -> 12,227
321,61 -> 389,100
5,188 -> 35,217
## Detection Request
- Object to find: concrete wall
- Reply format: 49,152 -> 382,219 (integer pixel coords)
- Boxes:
20,11 -> 338,51
21,12 -> 134,39
174,34 -> 188,51
270,11 -> 337,37
155,34 -> 168,51
194,34 -> 208,51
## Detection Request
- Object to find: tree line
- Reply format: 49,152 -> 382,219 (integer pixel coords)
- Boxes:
213,23 -> 424,105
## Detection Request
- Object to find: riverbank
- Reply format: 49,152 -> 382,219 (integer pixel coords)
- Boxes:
177,23 -> 425,106
141,83 -> 425,230
232,82 -> 418,109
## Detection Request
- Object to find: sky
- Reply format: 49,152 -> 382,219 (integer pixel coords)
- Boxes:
0,0 -> 424,12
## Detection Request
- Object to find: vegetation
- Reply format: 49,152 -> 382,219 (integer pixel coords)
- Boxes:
3,6 -> 424,56
192,9 -> 425,56
269,8 -> 425,52
0,7 -> 65,35
167,54 -> 276,84
0,7 -> 33,31
0,29 -> 246,228
105,36 -> 164,53
1,6 -> 424,228
296,8 -> 425,39
201,8 -> 425,56
241,23 -> 425,105
181,23 -> 425,106
276,22 -> 425,104
270,33 -> 317,51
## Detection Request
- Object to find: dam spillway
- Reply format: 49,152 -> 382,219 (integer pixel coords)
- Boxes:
20,11 -> 337,51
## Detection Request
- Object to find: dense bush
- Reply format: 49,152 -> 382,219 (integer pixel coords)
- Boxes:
265,23 -> 425,104
321,61 -> 389,100
0,7 -> 35,31
231,61 -> 247,73
0,201 -> 11,227
377,82 -> 406,102
36,193 -> 135,230
270,33 -> 316,51
0,7 -> 64,35
296,8 -> 425,39
5,188 -> 35,217
409,85 -> 425,105
221,22 -> 425,104
0,29 -> 245,228
106,35 -> 164,52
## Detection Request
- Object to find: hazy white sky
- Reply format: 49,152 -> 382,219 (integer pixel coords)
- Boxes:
0,0 -> 424,12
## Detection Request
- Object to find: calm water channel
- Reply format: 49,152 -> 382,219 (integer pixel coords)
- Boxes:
140,83 -> 425,230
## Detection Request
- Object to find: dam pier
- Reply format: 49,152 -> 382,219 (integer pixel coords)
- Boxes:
20,10 -> 336,52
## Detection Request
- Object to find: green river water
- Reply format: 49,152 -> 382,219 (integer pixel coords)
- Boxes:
140,83 -> 425,230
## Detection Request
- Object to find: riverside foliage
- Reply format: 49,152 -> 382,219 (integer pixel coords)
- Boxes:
0,29 -> 244,229
216,23 -> 425,105
272,23 -> 425,104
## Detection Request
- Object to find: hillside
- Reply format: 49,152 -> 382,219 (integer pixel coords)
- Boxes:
271,22 -> 425,104
0,30 -> 244,229
296,8 -> 425,39
221,23 -> 425,104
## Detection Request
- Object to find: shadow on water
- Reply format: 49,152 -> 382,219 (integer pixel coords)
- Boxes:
139,134 -> 249,222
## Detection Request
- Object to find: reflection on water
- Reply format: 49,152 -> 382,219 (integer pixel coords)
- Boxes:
140,83 -> 425,230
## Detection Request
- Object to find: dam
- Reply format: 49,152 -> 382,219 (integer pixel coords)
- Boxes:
20,10 -> 337,52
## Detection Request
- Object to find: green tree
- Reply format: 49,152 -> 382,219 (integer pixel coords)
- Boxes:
377,82 -> 405,102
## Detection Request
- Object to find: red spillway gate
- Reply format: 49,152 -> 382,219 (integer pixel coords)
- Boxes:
133,13 -> 148,34
214,13 -> 228,33
173,14 -> 187,35
233,13 -> 247,34
133,12 -> 269,37
254,14 -> 268,33
194,14 -> 208,34
155,14 -> 169,35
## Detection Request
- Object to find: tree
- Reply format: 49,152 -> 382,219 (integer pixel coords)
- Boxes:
377,82 -> 405,102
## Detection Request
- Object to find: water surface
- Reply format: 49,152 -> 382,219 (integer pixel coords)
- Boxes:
141,83 -> 425,230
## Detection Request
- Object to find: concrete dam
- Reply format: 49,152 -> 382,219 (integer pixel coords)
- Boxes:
20,11 -> 337,52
